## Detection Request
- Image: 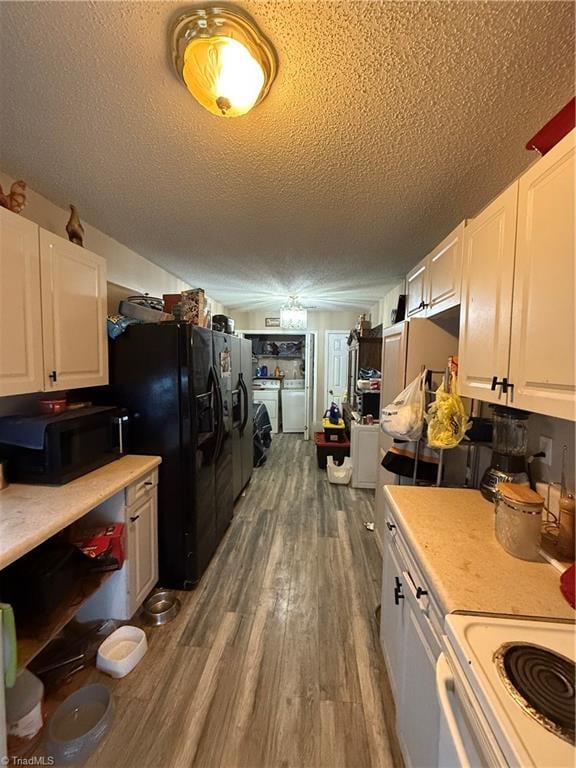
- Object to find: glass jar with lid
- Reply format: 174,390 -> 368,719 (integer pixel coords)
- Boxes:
495,482 -> 545,561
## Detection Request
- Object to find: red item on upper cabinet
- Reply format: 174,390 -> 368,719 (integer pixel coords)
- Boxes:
525,98 -> 575,155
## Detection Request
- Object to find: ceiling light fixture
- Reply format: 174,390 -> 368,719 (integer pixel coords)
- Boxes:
171,5 -> 278,118
280,296 -> 307,330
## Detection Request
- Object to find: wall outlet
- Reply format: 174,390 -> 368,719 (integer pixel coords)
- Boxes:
539,436 -> 553,467
536,481 -> 560,516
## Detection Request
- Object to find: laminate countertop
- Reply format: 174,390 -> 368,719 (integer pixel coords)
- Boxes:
384,485 -> 574,622
0,455 -> 161,570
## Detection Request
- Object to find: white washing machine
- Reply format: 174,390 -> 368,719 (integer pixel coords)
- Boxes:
281,379 -> 306,433
253,378 -> 281,433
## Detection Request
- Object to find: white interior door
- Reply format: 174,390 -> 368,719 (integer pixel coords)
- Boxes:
325,331 -> 349,411
304,332 -> 316,441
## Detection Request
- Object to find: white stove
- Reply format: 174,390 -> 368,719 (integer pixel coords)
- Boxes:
440,614 -> 575,768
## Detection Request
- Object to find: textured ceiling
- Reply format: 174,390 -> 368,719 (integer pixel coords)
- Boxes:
0,1 -> 574,312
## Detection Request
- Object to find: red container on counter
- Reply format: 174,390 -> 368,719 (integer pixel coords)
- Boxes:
39,397 -> 67,414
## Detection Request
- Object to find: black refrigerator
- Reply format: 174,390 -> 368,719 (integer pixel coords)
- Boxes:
100,322 -> 234,589
231,336 -> 253,500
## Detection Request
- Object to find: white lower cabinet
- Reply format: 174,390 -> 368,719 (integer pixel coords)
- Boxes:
350,421 -> 379,488
128,493 -> 158,610
76,469 -> 158,621
397,577 -> 441,768
380,504 -> 442,768
379,523 -> 406,699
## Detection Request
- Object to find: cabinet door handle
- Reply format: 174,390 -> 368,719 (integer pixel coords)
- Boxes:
130,514 -> 140,522
394,576 -> 404,606
416,586 -> 428,599
491,376 -> 509,393
144,481 -> 153,487
48,370 -> 58,383
386,521 -> 396,532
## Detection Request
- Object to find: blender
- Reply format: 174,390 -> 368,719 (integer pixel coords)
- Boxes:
480,406 -> 530,502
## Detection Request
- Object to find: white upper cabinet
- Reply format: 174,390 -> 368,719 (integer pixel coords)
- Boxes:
458,183 -> 518,404
406,258 -> 428,317
40,230 -> 108,390
406,221 -> 465,319
426,221 -> 465,315
459,129 -> 575,420
0,209 -> 44,396
0,209 -> 108,397
509,131 -> 575,420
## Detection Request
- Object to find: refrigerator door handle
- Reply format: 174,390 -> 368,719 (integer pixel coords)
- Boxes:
239,373 -> 249,435
210,364 -> 225,462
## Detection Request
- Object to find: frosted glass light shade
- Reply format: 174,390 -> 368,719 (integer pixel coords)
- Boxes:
280,300 -> 307,329
172,7 -> 277,118
183,37 -> 265,117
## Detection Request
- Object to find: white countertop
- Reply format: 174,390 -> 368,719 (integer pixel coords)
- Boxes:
0,455 -> 161,570
384,485 -> 574,621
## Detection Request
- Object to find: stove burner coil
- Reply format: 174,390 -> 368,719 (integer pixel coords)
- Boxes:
494,643 -> 575,745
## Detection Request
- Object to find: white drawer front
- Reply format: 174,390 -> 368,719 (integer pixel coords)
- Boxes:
125,468 -> 158,508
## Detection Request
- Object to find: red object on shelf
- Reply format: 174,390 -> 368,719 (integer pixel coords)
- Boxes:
560,563 -> 575,609
71,523 -> 125,572
526,98 -> 575,155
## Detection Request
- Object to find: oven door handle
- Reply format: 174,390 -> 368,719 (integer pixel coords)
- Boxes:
436,654 -> 472,768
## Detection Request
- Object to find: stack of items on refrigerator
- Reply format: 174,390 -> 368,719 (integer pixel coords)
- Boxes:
108,288 -> 210,339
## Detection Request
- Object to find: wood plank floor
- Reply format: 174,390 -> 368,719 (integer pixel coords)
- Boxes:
83,434 -> 402,768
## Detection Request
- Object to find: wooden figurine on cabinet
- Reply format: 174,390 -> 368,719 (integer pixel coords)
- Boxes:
0,179 -> 27,213
66,204 -> 85,246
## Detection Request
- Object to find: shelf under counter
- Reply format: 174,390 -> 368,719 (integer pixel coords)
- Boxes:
0,454 -> 161,570
16,569 -> 115,670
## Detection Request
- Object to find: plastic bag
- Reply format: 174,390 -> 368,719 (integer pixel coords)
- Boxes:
380,370 -> 426,441
425,372 -> 471,448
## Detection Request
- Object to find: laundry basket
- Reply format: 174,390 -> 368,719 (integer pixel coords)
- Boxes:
327,456 -> 352,485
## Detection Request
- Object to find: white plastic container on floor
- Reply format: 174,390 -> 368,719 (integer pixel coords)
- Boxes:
327,456 -> 352,485
96,626 -> 147,678
6,669 -> 44,744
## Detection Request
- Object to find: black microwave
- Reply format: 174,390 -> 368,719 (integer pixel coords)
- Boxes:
0,406 -> 127,485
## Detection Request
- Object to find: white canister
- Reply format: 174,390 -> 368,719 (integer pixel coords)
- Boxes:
495,483 -> 545,561
6,669 -> 44,748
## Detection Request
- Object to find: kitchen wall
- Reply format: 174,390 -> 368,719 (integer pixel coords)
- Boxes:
230,309 -> 360,425
369,280 -> 405,328
0,171 -> 226,416
527,414 -> 574,491
473,406 -> 575,494
0,171 -> 226,316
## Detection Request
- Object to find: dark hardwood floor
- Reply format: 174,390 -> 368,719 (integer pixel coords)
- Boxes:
84,434 -> 401,768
